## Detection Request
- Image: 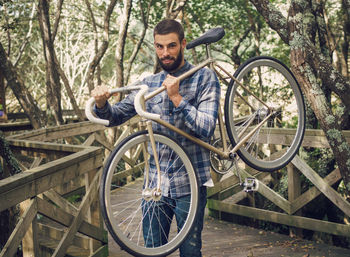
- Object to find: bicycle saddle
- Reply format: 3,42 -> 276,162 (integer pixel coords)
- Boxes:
186,27 -> 225,49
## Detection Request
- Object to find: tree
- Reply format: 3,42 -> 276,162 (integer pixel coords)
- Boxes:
249,0 -> 350,195
85,0 -> 118,93
0,42 -> 45,129
37,0 -> 64,125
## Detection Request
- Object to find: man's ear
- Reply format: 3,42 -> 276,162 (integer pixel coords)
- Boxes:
181,38 -> 187,49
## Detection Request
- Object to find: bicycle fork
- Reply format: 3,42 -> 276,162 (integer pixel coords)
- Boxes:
140,95 -> 162,202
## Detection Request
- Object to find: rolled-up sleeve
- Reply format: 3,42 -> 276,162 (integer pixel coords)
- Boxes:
93,92 -> 137,127
174,70 -> 220,139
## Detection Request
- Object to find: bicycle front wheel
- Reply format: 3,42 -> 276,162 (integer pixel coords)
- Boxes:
225,56 -> 305,172
100,131 -> 199,257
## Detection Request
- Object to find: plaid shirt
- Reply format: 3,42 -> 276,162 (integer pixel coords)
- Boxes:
94,61 -> 220,198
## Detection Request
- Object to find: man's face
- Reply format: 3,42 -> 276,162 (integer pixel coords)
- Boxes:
154,32 -> 186,72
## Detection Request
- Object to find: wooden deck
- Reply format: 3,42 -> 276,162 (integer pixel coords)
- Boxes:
106,177 -> 350,257
108,213 -> 350,257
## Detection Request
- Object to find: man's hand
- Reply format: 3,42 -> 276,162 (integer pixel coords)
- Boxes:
91,85 -> 111,109
162,75 -> 182,107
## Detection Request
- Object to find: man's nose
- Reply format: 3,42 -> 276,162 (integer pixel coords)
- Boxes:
161,47 -> 170,56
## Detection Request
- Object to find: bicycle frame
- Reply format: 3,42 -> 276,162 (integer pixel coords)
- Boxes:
137,47 -> 275,157
133,44 -> 276,193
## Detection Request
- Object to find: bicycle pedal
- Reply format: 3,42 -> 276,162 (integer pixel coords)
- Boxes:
243,177 -> 259,192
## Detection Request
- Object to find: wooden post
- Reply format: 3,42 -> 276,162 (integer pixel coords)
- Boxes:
85,168 -> 104,254
287,163 -> 303,237
20,199 -> 40,257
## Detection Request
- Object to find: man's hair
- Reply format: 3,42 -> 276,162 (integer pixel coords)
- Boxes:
153,19 -> 184,42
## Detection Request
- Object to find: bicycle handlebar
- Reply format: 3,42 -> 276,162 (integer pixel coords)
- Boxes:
135,85 -> 161,121
85,58 -> 215,126
85,85 -> 161,126
85,97 -> 110,126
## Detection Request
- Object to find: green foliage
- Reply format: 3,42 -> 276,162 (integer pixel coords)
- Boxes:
67,194 -> 82,203
0,0 -> 297,113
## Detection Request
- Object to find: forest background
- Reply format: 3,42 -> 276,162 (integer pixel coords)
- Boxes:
0,0 -> 350,249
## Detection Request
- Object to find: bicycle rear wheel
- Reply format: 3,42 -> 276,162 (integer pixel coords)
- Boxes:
100,131 -> 199,257
224,56 -> 305,172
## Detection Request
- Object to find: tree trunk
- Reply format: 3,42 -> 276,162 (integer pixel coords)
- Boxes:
288,0 -> 350,194
54,52 -> 84,121
115,0 -> 133,90
0,70 -> 6,122
341,0 -> 350,78
250,0 -> 350,195
0,43 -> 44,129
37,0 -> 64,125
124,0 -> 153,85
166,0 -> 187,19
85,0 -> 117,93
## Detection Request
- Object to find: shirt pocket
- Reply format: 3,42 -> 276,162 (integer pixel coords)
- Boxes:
181,87 -> 197,106
146,95 -> 163,115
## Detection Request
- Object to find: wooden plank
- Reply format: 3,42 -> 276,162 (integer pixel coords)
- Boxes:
223,190 -> 247,204
89,245 -> 108,257
239,168 -> 292,214
113,125 -> 132,147
52,169 -> 101,257
37,197 -> 107,243
44,189 -> 78,216
207,199 -> 350,237
8,121 -> 106,141
0,146 -> 101,193
113,162 -> 145,182
217,172 -> 272,201
95,132 -> 114,151
30,157 -> 43,169
220,172 -> 272,203
207,173 -> 241,198
0,198 -> 37,257
9,138 -> 91,153
83,133 -> 96,146
287,163 -> 302,236
37,223 -> 90,250
290,168 -> 342,214
21,199 -> 40,257
237,128 -> 350,148
7,117 -> 141,141
291,155 -> 350,217
0,147 -> 102,212
0,121 -> 32,132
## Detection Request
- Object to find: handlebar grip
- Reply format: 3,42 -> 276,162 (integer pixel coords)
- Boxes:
85,97 -> 110,126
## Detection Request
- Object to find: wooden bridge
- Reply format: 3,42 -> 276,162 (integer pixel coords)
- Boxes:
1,118 -> 350,256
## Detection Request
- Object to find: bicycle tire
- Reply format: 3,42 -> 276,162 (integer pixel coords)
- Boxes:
224,56 -> 305,172
100,130 -> 199,257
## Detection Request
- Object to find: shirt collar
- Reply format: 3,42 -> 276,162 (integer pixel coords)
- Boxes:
164,60 -> 192,77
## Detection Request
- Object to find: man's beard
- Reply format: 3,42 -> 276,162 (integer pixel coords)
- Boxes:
158,50 -> 183,72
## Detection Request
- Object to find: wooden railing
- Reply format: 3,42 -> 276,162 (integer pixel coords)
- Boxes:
0,118 -> 140,257
1,119 -> 349,256
208,129 -> 350,238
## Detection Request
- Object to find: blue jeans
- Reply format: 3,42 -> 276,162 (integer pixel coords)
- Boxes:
142,186 -> 207,257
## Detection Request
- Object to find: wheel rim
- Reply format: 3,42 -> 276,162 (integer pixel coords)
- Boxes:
101,132 -> 198,256
225,57 -> 305,171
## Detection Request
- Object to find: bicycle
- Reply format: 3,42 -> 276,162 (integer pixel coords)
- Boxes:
85,27 -> 306,257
